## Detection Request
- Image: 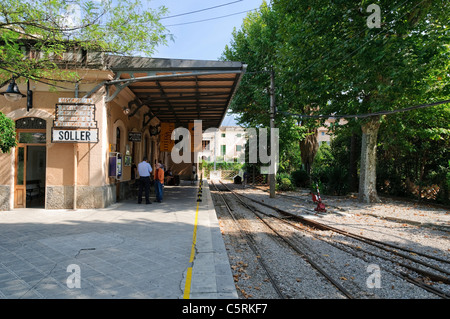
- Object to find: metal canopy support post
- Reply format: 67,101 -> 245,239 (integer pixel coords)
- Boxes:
269,69 -> 276,199
105,82 -> 133,103
127,99 -> 145,118
82,81 -> 107,99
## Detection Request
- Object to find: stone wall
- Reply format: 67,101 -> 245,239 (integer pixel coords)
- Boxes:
0,186 -> 10,211
46,184 -> 117,209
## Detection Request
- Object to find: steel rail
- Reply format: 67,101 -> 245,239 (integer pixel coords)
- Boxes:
210,181 -> 287,299
223,182 -> 450,298
281,216 -> 450,286
253,184 -> 450,232
217,181 -> 355,299
235,184 -> 450,265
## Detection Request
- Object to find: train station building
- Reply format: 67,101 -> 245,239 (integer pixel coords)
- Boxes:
0,51 -> 246,210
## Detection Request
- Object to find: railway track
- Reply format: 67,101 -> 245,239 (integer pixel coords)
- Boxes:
252,184 -> 450,232
212,181 -> 358,299
216,180 -> 450,299
210,181 -> 287,299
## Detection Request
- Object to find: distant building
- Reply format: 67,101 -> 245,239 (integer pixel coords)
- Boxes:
201,126 -> 246,163
317,118 -> 347,145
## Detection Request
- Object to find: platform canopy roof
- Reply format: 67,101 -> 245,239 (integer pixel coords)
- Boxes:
103,56 -> 246,130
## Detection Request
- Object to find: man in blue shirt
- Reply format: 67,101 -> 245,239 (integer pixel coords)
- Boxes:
137,156 -> 153,204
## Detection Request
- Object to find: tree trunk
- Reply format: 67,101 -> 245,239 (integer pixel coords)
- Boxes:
348,133 -> 358,192
418,152 -> 427,201
358,117 -> 381,203
299,128 -> 319,176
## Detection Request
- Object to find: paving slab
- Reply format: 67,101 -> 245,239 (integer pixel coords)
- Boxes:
0,180 -> 237,299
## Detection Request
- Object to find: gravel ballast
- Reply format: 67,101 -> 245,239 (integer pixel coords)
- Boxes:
211,182 -> 450,299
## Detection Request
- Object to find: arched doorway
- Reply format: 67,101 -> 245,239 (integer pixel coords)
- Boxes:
14,117 -> 47,208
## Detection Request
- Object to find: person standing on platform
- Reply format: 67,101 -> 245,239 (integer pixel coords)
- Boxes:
154,162 -> 164,203
137,156 -> 152,204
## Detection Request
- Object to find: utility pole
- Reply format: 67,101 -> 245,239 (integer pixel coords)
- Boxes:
269,68 -> 276,198
73,82 -> 79,210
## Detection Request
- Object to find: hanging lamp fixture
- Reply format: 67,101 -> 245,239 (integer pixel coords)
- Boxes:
0,78 -> 25,102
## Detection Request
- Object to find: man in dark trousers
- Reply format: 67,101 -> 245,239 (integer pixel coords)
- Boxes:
137,156 -> 153,204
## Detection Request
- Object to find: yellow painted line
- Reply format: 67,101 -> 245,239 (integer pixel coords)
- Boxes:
183,200 -> 200,299
183,267 -> 193,299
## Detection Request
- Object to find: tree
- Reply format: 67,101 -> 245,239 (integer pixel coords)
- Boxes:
221,2 -> 312,175
0,0 -> 171,83
273,0 -> 450,202
0,112 -> 16,153
377,104 -> 450,202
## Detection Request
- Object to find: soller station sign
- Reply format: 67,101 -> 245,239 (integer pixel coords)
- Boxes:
52,98 -> 98,143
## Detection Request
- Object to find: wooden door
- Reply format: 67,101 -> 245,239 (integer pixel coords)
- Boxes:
14,146 -> 26,208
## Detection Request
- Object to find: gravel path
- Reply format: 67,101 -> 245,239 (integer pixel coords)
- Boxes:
212,182 -> 450,299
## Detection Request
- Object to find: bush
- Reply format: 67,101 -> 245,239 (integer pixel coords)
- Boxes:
276,172 -> 291,184
0,112 -> 17,153
325,165 -> 349,195
311,165 -> 349,196
277,177 -> 295,191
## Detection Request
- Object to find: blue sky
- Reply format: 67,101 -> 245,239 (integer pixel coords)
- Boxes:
151,0 -> 265,61
148,1 -> 265,126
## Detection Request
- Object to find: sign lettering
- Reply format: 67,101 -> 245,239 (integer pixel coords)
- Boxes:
128,132 -> 142,142
52,129 -> 98,143
58,97 -> 93,104
54,101 -> 97,129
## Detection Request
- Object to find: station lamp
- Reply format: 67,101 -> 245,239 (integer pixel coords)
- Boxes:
0,78 -> 25,102
0,78 -> 33,111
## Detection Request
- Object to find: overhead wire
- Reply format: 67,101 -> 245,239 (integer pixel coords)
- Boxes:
239,70 -> 450,120
164,8 -> 258,27
160,0 -> 243,19
279,100 -> 450,120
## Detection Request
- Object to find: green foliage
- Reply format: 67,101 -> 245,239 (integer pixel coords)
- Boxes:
221,2 -> 276,129
309,142 -> 350,195
311,165 -> 349,196
201,160 -> 244,176
278,178 -> 294,191
222,0 -> 449,203
0,0 -> 171,82
312,143 -> 333,167
221,2 -> 310,174
0,112 -> 16,153
276,173 -> 294,191
376,105 -> 450,203
290,169 -> 309,188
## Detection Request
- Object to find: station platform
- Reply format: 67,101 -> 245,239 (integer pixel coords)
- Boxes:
0,180 -> 237,299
